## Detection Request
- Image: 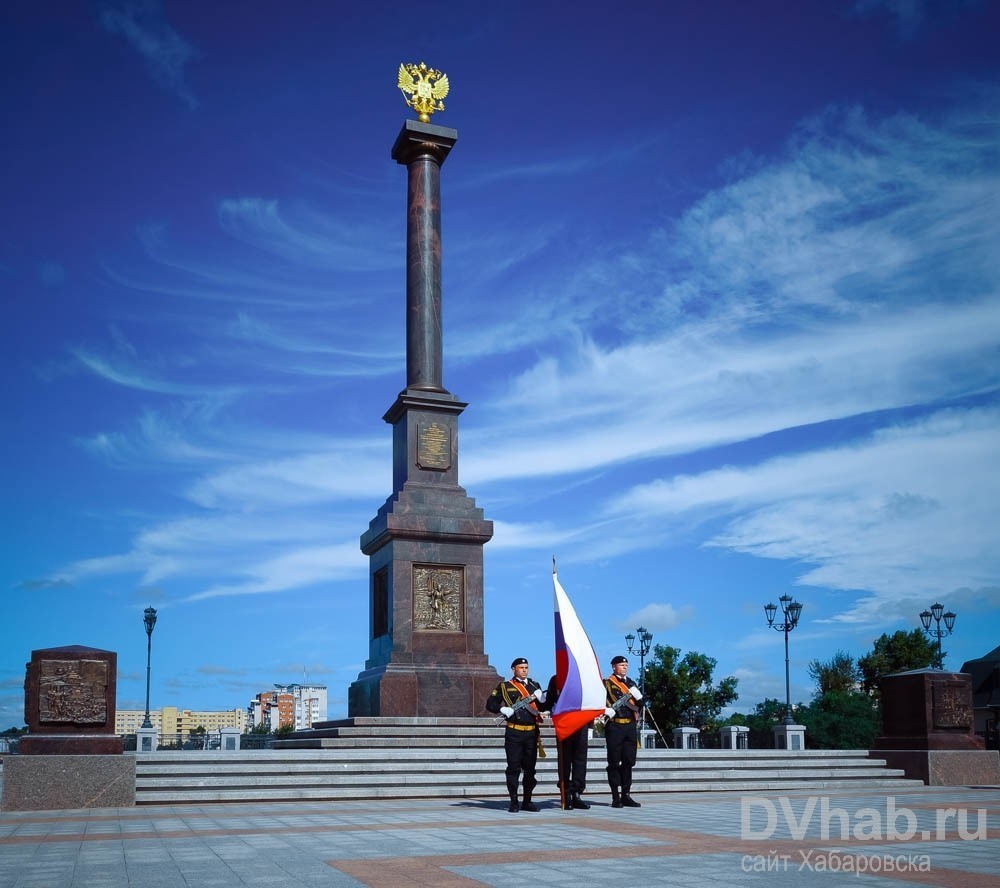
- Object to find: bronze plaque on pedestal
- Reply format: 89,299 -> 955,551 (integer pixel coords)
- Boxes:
417,422 -> 451,470
413,565 -> 463,631
38,659 -> 108,724
932,680 -> 973,729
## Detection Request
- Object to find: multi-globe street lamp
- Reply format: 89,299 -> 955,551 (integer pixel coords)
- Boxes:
919,603 -> 955,670
764,594 -> 803,725
625,626 -> 653,734
141,607 -> 158,729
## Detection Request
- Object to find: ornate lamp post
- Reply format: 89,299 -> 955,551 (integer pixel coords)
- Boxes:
919,603 -> 955,670
625,626 -> 653,734
141,607 -> 158,729
764,595 -> 803,725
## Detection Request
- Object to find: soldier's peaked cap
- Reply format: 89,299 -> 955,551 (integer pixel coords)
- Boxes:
511,657 -> 529,668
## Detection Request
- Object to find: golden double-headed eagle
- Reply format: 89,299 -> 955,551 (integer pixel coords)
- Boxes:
397,62 -> 449,122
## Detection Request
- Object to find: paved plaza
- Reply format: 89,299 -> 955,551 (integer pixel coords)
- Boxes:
0,786 -> 997,887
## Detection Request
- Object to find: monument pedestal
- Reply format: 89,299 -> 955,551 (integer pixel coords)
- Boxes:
349,391 -> 500,716
870,667 -> 1000,785
19,733 -> 124,755
1,755 -> 135,811
869,748 -> 1000,785
3,645 -> 133,810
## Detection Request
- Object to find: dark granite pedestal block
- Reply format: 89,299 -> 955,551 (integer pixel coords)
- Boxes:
19,733 -> 124,755
9,645 -> 132,809
869,748 -> 1000,786
1,755 -> 135,811
870,667 -> 1000,785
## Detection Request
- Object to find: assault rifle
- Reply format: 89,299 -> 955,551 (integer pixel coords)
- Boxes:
599,687 -> 641,725
492,688 -> 544,726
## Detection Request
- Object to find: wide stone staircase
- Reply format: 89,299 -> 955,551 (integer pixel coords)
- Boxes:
132,717 -> 922,805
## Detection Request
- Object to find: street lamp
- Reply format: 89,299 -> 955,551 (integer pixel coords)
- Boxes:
141,607 -> 158,729
919,603 -> 955,670
625,626 -> 653,734
764,594 -> 803,725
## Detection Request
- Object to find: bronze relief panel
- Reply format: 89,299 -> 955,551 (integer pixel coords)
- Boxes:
38,659 -> 109,724
413,565 -> 463,631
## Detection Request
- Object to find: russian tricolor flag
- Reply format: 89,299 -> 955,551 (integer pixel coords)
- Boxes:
551,565 -> 606,741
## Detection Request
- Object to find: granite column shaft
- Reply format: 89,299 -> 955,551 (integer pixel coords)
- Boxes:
405,150 -> 444,392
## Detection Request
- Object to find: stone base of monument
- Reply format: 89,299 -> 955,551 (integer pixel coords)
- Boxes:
1,754 -> 135,811
348,664 -> 502,718
868,749 -> 1000,786
19,734 -> 124,755
870,667 -> 1000,786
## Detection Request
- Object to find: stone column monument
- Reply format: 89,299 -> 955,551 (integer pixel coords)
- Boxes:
348,64 -> 501,716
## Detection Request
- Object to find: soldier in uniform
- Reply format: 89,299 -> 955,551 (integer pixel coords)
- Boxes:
542,672 -> 590,810
602,655 -> 643,808
486,657 -> 544,812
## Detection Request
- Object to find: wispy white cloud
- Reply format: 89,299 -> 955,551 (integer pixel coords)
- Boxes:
609,406 -> 1000,623
97,0 -> 199,108
178,542 -> 365,603
58,92 -> 1000,630
850,0 -> 979,37
217,198 -> 400,273
186,448 -> 387,509
618,603 -> 694,633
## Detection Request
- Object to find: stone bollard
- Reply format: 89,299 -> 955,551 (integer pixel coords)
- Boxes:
219,726 -> 242,751
720,725 -> 749,749
672,726 -> 700,749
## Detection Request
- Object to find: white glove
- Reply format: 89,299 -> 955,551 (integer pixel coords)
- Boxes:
500,706 -> 514,717
604,708 -> 615,718
629,686 -> 643,701
533,688 -> 546,702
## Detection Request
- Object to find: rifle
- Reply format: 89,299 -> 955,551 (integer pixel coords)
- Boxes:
493,688 -> 543,726
599,689 -> 640,725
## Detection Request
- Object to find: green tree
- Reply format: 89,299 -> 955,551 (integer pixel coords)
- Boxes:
808,651 -> 861,696
274,723 -> 295,736
741,697 -> 789,748
642,644 -> 739,740
858,630 -> 937,697
800,691 -> 879,749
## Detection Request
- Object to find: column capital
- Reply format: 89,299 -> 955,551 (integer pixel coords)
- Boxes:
392,119 -> 458,166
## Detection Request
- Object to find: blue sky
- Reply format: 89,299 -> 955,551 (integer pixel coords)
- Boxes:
2,1 -> 999,728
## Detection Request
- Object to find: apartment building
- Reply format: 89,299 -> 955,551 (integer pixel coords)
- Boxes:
249,684 -> 327,731
115,706 -> 247,735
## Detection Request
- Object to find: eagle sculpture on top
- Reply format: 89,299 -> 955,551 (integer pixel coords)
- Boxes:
397,62 -> 449,122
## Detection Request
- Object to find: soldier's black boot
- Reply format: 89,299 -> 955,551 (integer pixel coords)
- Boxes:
571,793 -> 590,809
521,793 -> 538,812
507,795 -> 519,813
611,789 -> 623,809
621,786 -> 641,807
